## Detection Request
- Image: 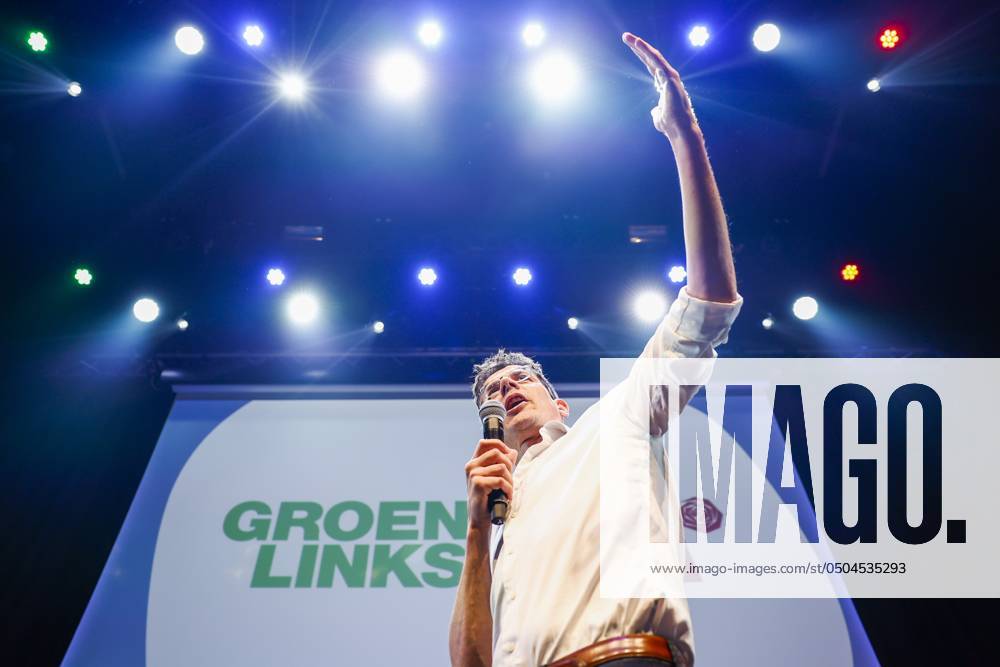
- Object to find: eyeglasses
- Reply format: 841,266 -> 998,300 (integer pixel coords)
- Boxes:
481,367 -> 539,403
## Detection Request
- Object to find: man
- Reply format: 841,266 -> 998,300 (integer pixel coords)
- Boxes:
449,33 -> 742,667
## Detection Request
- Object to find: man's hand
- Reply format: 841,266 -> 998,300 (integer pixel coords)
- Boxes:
623,32 -> 699,141
465,439 -> 517,531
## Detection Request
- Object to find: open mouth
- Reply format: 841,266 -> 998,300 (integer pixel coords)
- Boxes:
505,395 -> 528,415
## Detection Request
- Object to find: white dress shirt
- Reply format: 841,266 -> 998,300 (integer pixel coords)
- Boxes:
489,287 -> 742,667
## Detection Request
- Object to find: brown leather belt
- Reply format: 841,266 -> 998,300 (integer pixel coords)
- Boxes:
545,634 -> 675,667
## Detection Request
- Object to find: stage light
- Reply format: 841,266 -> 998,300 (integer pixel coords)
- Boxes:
417,20 -> 443,47
174,26 -> 205,56
177,318 -> 189,331
133,298 -> 160,323
528,52 -> 581,105
266,268 -> 286,286
417,267 -> 438,286
279,73 -> 307,101
27,31 -> 48,52
512,267 -> 533,286
567,317 -> 579,330
372,320 -> 385,334
242,25 -> 264,47
762,315 -> 775,330
286,291 -> 319,326
688,26 -> 710,47
841,263 -> 860,281
74,268 -> 93,286
752,23 -> 781,52
634,290 -> 668,323
522,22 -> 546,47
667,265 -> 687,283
867,78 -> 881,92
375,51 -> 427,101
879,28 -> 900,50
67,81 -> 82,97
792,296 -> 819,321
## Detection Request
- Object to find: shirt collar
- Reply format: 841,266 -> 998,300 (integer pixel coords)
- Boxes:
520,419 -> 569,464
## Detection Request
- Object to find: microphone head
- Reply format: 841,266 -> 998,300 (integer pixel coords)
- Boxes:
479,399 -> 506,423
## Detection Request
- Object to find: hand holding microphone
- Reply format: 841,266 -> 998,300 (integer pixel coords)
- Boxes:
464,400 -> 517,530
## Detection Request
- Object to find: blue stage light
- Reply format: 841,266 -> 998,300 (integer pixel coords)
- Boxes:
667,265 -> 687,283
243,25 -> 264,47
633,291 -> 667,323
417,20 -> 443,48
528,52 -> 581,106
753,23 -> 781,52
266,268 -> 286,286
375,51 -> 427,101
133,298 -> 160,323
67,81 -> 82,97
417,267 -> 438,286
286,292 -> 320,326
175,26 -> 205,56
278,73 -> 307,101
522,22 -> 546,47
567,317 -> 579,330
372,320 -> 385,334
688,26 -> 710,47
792,296 -> 819,320
512,267 -> 533,286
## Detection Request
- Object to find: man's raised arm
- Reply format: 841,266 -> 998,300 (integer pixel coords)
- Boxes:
624,33 -> 739,305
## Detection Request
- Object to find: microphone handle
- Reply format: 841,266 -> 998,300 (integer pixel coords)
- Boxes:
483,416 -> 509,525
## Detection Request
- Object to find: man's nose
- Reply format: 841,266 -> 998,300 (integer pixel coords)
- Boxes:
500,377 -> 518,396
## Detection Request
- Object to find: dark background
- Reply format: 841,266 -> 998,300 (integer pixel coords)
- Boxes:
2,0 -> 998,664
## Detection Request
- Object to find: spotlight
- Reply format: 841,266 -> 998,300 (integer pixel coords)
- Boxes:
752,23 -> 781,52
841,263 -> 860,281
27,31 -> 48,52
133,298 -> 160,323
567,317 -> 579,330
74,268 -> 93,286
762,315 -> 775,330
879,27 -> 901,50
266,268 -> 286,286
867,78 -> 881,92
243,25 -> 265,47
417,20 -> 443,47
375,51 -> 427,101
278,73 -> 307,101
67,81 -> 82,97
528,52 -> 582,105
372,320 -> 385,334
688,26 -> 710,48
522,22 -> 546,47
174,26 -> 205,56
512,267 -> 533,286
177,318 -> 190,331
633,290 -> 668,323
286,291 -> 319,326
417,267 -> 438,286
792,296 -> 819,321
667,265 -> 687,283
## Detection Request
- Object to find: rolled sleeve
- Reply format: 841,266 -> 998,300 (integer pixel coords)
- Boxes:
662,287 -> 742,347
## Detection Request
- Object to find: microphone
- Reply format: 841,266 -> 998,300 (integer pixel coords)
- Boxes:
478,399 -> 509,525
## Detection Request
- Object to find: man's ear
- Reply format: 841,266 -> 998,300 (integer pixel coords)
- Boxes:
556,398 -> 570,419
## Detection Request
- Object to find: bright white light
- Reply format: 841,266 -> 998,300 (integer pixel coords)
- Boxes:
417,267 -> 438,286
375,51 -> 427,101
243,25 -> 265,47
177,318 -> 189,330
633,291 -> 668,323
279,73 -> 307,100
867,78 -> 881,93
667,265 -> 687,283
792,296 -> 819,321
266,268 -> 286,286
567,317 -> 579,330
133,298 -> 160,323
372,320 -> 385,334
67,81 -> 82,97
287,292 -> 320,326
528,52 -> 582,105
689,26 -> 710,47
174,26 -> 205,56
522,22 -> 546,47
417,20 -> 443,47
753,23 -> 781,52
512,267 -> 533,286
762,316 -> 775,330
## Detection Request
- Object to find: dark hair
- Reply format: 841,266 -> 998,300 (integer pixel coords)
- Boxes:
471,349 -> 558,406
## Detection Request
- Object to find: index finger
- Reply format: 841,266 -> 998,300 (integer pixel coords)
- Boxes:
474,438 -> 511,458
622,32 -> 677,79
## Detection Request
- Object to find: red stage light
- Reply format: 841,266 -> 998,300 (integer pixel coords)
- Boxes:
879,27 -> 901,49
841,264 -> 860,281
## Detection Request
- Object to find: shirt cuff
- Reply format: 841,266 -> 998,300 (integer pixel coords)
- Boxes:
664,287 -> 743,347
